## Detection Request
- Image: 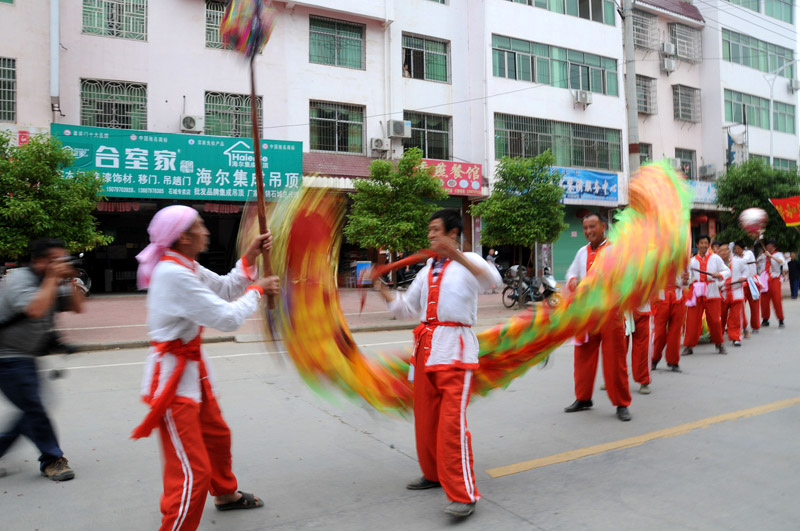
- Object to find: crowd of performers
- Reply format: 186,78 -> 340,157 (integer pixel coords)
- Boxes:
85,204 -> 786,529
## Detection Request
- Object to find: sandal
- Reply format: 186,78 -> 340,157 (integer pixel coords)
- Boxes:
215,491 -> 265,511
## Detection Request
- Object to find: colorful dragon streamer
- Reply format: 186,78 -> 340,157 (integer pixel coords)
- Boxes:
242,162 -> 693,416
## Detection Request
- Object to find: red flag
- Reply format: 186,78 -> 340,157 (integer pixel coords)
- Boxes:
769,196 -> 800,226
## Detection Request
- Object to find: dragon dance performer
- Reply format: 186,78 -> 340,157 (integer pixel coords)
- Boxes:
627,303 -> 653,395
651,269 -> 689,372
133,205 -> 279,531
718,244 -> 747,347
742,244 -> 760,337
682,235 -> 730,355
757,240 -> 785,328
378,209 -> 501,519
564,213 -> 632,422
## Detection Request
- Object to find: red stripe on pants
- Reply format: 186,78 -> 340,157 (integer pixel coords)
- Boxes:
652,296 -> 685,366
721,299 -> 743,341
760,277 -> 784,322
574,316 -> 631,407
629,311 -> 651,385
684,298 -> 724,347
157,396 -> 238,531
414,365 -> 480,504
744,286 -> 760,330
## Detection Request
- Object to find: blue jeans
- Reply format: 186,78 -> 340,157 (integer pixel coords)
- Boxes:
791,278 -> 800,299
0,357 -> 63,469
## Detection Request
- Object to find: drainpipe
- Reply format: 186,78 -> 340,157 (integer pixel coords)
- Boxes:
50,0 -> 60,122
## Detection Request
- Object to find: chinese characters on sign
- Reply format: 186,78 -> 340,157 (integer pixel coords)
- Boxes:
51,124 -> 303,202
769,195 -> 800,227
555,167 -> 619,204
420,159 -> 483,196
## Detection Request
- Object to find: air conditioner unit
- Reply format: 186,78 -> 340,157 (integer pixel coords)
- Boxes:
661,58 -> 677,73
791,79 -> 800,93
660,42 -> 676,56
370,137 -> 390,151
669,158 -> 682,170
180,114 -> 204,133
573,90 -> 593,106
387,119 -> 412,139
699,164 -> 715,178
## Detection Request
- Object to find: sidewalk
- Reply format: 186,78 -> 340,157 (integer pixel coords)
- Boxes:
55,288 -> 519,351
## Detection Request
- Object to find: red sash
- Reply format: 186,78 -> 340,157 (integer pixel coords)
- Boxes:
586,240 -> 607,272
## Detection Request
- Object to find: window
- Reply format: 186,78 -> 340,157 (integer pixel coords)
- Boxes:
773,101 -> 795,134
773,157 -> 798,170
491,35 -> 618,96
310,101 -> 364,154
506,0 -> 616,25
724,0 -> 759,11
427,0 -> 447,3
402,35 -> 449,82
80,79 -> 147,129
669,23 -> 702,63
764,0 -> 793,23
0,57 -> 15,123
309,16 -> 365,69
205,92 -> 262,137
636,75 -> 657,114
82,0 -> 147,41
722,29 -> 794,78
633,11 -> 658,50
639,143 -> 652,166
403,112 -> 451,160
672,85 -> 701,123
724,89 -> 770,129
205,1 -> 228,49
675,148 -> 696,179
494,113 -> 622,171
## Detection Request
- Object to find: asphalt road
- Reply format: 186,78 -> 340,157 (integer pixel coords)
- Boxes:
2,306 -> 800,530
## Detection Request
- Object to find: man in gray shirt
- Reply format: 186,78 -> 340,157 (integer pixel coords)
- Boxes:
0,238 -> 85,481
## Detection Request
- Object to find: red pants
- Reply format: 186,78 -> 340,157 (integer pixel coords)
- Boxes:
760,277 -> 784,322
652,295 -> 685,366
720,299 -> 743,341
574,316 -> 631,407
157,396 -> 238,531
744,285 -> 760,330
414,366 -> 479,504
684,298 -> 724,347
628,311 -> 651,385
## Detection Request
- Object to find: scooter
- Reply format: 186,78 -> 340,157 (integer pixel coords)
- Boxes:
529,266 -> 561,307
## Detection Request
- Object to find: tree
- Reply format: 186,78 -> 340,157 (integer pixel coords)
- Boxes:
715,158 -> 800,252
344,148 -> 447,256
0,131 -> 113,258
470,151 -> 567,255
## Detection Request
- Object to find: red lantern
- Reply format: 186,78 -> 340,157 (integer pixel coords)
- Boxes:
693,214 -> 708,224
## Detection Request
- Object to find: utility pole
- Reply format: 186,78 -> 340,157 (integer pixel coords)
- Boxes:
622,0 -> 640,191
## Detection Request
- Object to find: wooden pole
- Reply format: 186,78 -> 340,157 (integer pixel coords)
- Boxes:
249,55 -> 275,310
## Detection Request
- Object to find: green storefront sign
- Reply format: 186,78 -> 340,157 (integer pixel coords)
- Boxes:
51,124 -> 302,201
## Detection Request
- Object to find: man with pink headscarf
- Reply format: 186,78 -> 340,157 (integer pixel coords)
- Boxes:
132,205 -> 279,531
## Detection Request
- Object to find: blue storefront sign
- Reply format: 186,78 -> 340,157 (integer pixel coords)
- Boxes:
687,180 -> 717,205
555,167 -> 619,204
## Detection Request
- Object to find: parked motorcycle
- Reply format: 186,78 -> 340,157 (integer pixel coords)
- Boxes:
501,265 -> 561,308
528,266 -> 561,307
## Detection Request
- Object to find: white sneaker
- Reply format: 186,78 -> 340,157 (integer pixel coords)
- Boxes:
639,384 -> 651,395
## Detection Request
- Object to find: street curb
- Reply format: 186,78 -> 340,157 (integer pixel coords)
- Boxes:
68,335 -> 235,353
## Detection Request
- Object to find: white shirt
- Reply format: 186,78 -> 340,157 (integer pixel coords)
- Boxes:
757,251 -> 785,278
387,252 -> 501,368
140,250 -> 262,402
566,241 -> 608,284
722,255 -> 749,301
743,249 -> 758,278
689,252 -> 730,299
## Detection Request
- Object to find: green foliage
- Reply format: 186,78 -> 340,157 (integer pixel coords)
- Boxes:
343,148 -> 448,252
715,158 -> 800,252
0,131 -> 114,258
471,151 -> 567,248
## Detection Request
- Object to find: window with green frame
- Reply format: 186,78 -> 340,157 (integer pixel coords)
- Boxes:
764,0 -> 793,23
639,143 -> 652,165
492,35 -> 618,96
724,89 -> 770,129
309,16 -> 365,69
722,28 -> 794,78
82,0 -> 147,41
0,57 -> 15,123
402,34 -> 449,82
403,111 -> 451,160
309,101 -> 364,154
724,0 -> 759,11
494,113 -> 621,171
204,92 -> 263,137
751,154 -> 797,170
505,0 -> 616,26
675,148 -> 696,179
80,79 -> 147,129
773,101 -> 795,133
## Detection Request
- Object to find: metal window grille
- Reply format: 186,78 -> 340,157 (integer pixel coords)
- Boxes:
675,148 -> 695,179
402,34 -> 449,83
309,16 -> 365,69
205,1 -> 227,49
403,111 -> 451,160
309,101 -> 364,154
669,23 -> 702,63
639,143 -> 652,165
80,79 -> 147,129
205,92 -> 263,138
672,85 -> 701,123
636,75 -> 657,114
82,0 -> 147,41
0,57 -> 16,123
494,113 -> 621,171
632,11 -> 658,50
